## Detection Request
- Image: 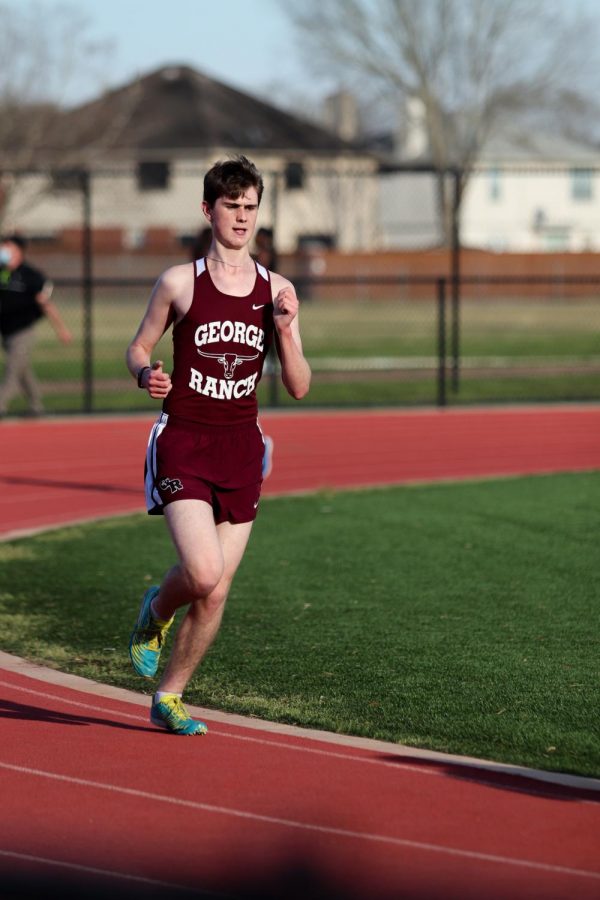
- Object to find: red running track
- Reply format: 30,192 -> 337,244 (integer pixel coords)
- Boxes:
1,405 -> 599,539
1,405 -> 599,897
1,657 -> 599,900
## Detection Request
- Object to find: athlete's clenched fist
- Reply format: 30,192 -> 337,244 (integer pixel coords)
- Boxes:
273,284 -> 299,331
143,360 -> 172,398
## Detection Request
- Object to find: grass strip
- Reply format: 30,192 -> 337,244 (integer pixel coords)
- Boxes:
0,472 -> 598,776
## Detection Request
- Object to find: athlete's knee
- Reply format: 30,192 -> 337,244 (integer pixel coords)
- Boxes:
181,559 -> 223,598
198,590 -> 227,618
197,578 -> 232,616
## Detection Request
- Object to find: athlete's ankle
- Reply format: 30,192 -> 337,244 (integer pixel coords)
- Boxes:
155,690 -> 182,702
150,595 -> 172,624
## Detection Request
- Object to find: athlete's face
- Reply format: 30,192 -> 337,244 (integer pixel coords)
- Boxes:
202,189 -> 259,249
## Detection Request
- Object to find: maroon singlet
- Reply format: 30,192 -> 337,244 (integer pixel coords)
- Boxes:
163,258 -> 274,425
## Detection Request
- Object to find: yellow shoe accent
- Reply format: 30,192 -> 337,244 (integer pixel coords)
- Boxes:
128,586 -> 173,678
150,694 -> 208,735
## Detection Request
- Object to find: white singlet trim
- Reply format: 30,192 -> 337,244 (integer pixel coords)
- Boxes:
195,258 -> 206,277
256,262 -> 268,281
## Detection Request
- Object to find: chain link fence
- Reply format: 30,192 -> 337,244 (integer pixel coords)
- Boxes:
19,271 -> 600,414
1,166 -> 599,414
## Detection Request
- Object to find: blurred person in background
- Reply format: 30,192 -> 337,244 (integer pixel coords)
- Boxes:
253,226 -> 278,272
0,234 -> 72,418
188,225 -> 213,262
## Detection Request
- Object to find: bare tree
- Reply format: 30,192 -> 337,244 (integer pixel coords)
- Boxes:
0,0 -> 114,226
284,0 -> 600,239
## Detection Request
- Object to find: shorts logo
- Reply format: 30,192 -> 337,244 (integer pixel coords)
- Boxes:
159,477 -> 183,494
197,349 -> 259,379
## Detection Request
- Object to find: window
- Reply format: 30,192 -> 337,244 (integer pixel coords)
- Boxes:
543,228 -> 571,251
51,169 -> 83,192
297,234 -> 335,250
488,168 -> 502,202
571,168 -> 593,202
137,161 -> 170,191
285,161 -> 305,190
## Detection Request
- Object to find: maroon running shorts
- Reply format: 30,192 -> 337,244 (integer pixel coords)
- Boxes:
145,412 -> 265,524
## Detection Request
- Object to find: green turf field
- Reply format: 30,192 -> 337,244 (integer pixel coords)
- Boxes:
1,471 -> 598,777
1,292 -> 598,412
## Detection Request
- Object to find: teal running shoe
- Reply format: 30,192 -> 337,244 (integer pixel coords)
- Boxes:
150,694 -> 208,735
128,586 -> 173,678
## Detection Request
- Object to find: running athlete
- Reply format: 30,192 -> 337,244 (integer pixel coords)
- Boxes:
126,156 -> 311,735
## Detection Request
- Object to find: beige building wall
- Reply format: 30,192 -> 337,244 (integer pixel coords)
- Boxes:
3,153 -> 379,253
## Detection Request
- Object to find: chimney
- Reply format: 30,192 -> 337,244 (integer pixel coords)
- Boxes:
402,96 -> 429,159
322,90 -> 360,141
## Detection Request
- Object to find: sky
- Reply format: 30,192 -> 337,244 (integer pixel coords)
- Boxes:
55,0 -> 328,110
35,0 -> 600,129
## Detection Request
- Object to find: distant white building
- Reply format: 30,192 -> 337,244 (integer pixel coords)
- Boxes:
377,170 -> 442,249
375,97 -> 444,249
462,132 -> 600,251
376,97 -> 600,251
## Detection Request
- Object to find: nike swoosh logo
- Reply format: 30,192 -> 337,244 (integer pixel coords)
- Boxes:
252,304 -> 265,310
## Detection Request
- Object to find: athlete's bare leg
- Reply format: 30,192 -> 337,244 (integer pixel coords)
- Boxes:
153,499 -> 253,694
153,500 -> 226,620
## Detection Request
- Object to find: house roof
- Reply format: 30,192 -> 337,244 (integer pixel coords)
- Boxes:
51,64 -> 364,160
478,129 -> 600,165
366,95 -> 600,169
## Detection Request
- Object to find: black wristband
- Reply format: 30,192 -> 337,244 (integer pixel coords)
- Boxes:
137,366 -> 151,388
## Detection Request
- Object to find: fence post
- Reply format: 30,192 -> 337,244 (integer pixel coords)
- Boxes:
81,169 -> 93,413
450,167 -> 461,393
437,277 -> 447,407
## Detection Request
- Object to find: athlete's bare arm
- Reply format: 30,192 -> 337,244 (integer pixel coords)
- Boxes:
126,263 -> 194,398
270,272 -> 311,400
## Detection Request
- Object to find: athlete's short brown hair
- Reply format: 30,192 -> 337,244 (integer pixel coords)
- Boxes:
203,155 -> 264,207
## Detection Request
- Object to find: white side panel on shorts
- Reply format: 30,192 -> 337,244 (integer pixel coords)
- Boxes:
145,413 -> 169,513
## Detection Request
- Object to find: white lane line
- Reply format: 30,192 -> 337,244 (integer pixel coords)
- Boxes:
0,679 -> 441,777
1,762 -> 599,883
0,679 -> 146,722
2,678 -> 600,804
0,849 -> 232,897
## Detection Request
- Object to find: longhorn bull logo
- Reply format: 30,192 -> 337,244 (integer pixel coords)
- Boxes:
197,348 -> 259,379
